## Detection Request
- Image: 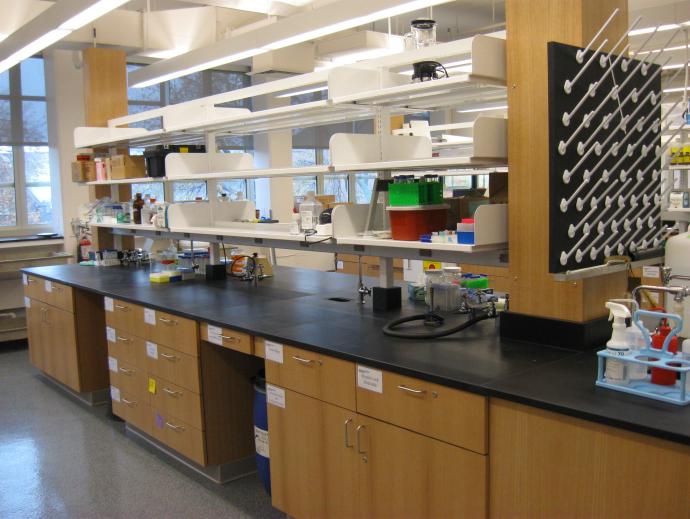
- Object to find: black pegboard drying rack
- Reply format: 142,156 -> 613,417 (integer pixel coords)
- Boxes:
548,41 -> 664,274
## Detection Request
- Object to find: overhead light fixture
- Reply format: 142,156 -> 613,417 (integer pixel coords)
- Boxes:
629,23 -> 686,36
0,0 -> 131,74
457,104 -> 507,114
129,0 -> 454,88
637,44 -> 690,56
663,62 -> 690,70
275,86 -> 328,98
663,86 -> 689,93
315,30 -> 405,70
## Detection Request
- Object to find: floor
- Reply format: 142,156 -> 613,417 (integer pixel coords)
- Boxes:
0,343 -> 284,519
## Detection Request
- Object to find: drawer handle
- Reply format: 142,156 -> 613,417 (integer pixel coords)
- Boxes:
118,367 -> 135,376
396,384 -> 426,396
116,336 -> 131,343
162,387 -> 182,397
220,335 -> 240,343
344,418 -> 353,448
160,352 -> 179,362
114,304 -> 130,312
51,284 -> 63,291
292,355 -> 320,365
165,422 -> 185,433
121,398 -> 138,407
27,278 -> 36,284
159,317 -> 178,325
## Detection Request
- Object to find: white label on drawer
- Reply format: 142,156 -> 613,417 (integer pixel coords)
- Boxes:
264,341 -> 283,364
24,297 -> 30,308
336,260 -> 344,269
22,274 -> 27,286
104,297 -> 114,312
146,341 -> 158,359
108,356 -> 118,373
110,386 -> 121,403
207,325 -> 223,345
357,365 -> 383,394
254,426 -> 269,458
106,326 -> 116,343
44,280 -> 52,293
642,266 -> 660,279
266,384 -> 285,408
144,308 -> 156,325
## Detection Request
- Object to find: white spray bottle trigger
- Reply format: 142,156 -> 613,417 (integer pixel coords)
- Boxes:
605,302 -> 631,350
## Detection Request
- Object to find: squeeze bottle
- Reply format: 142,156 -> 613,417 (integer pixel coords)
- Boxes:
604,302 -> 631,384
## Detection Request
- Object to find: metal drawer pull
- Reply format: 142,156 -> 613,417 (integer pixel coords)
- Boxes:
51,284 -> 62,291
122,398 -> 137,407
118,367 -> 135,375
162,387 -> 182,397
220,335 -> 240,343
397,384 -> 426,395
160,353 -> 178,361
356,425 -> 366,455
159,317 -> 177,325
27,278 -> 36,283
114,304 -> 130,311
116,336 -> 130,343
292,356 -> 315,365
165,422 -> 185,432
344,418 -> 353,448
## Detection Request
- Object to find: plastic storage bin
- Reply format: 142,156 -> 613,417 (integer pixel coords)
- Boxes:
387,204 -> 449,241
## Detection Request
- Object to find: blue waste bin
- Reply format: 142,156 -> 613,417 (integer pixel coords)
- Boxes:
253,370 -> 271,495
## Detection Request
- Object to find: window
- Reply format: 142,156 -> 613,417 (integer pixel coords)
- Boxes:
324,173 -> 348,203
0,57 -> 54,233
172,182 -> 207,202
131,182 -> 165,202
218,179 -> 247,200
355,172 -> 377,203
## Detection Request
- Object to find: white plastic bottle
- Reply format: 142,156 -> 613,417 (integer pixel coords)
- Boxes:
289,210 -> 302,235
604,302 -> 631,385
299,191 -> 323,231
626,322 -> 648,380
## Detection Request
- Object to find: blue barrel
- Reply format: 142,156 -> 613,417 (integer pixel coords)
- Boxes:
253,371 -> 271,495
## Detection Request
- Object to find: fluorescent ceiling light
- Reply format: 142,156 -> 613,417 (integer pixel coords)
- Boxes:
457,104 -> 507,113
663,62 -> 690,70
129,0 -> 454,88
629,23 -> 685,36
663,86 -> 689,93
59,0 -> 130,31
637,44 -> 689,56
0,0 -> 131,74
275,86 -> 328,98
0,33 -> 7,43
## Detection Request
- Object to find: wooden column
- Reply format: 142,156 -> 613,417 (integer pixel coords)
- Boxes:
81,48 -> 133,250
506,0 -> 629,323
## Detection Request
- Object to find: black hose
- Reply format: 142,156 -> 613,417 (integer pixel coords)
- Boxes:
382,311 -> 493,339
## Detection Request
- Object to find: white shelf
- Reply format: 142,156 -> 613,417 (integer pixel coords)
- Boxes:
90,222 -> 157,231
85,177 -> 162,186
171,165 -> 331,181
337,235 -> 505,253
335,156 -> 505,172
669,165 -> 690,170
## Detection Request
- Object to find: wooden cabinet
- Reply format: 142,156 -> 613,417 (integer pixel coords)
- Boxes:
25,279 -> 107,395
144,309 -> 198,355
146,343 -> 201,394
269,389 -> 358,519
268,387 -> 487,519
105,297 -> 146,338
200,323 -> 253,355
356,414 -> 487,519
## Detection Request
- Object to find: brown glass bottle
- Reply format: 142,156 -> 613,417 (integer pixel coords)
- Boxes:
133,193 -> 144,224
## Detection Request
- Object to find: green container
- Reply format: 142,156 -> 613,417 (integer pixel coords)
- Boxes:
462,276 -> 489,289
389,182 -> 428,206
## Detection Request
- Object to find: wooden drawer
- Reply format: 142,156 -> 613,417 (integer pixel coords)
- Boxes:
265,343 -> 356,410
144,309 -> 198,356
254,337 -> 266,359
355,367 -> 488,454
200,323 -> 253,355
105,298 -> 145,338
23,274 -> 45,301
149,376 -> 204,430
42,280 -> 73,312
106,328 -> 145,367
151,408 -> 206,466
108,357 -> 147,397
146,342 -> 201,394
111,385 -> 151,436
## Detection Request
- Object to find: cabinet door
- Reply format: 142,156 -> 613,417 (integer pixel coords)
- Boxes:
357,414 -> 488,519
44,305 -> 80,392
268,388 -> 358,519
26,301 -> 44,369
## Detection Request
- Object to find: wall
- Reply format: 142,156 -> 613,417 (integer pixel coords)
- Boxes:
44,49 -> 88,258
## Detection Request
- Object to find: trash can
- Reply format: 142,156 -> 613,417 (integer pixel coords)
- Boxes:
253,370 -> 271,495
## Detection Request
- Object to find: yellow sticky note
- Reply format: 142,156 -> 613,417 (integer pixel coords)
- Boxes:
148,377 -> 156,394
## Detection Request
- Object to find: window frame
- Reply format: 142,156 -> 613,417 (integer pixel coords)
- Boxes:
0,58 -> 54,236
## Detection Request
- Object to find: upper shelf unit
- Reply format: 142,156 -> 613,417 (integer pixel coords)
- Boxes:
74,35 -> 506,150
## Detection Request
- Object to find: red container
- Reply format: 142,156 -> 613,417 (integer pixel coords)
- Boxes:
651,320 -> 679,386
387,205 -> 449,241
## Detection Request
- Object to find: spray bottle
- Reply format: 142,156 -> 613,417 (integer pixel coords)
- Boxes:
605,302 -> 631,384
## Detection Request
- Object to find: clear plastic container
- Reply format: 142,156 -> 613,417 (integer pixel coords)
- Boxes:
299,191 -> 323,231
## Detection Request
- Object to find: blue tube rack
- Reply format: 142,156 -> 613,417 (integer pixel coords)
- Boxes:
596,309 -> 690,406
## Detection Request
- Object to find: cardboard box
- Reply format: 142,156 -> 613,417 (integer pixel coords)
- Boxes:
71,161 -> 96,182
336,260 -> 403,280
109,155 -> 146,180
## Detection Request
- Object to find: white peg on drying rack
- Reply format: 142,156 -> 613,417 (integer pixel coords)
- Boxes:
576,8 -> 620,64
599,17 -> 642,68
622,26 -> 659,72
564,39 -> 608,94
568,198 -> 599,237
